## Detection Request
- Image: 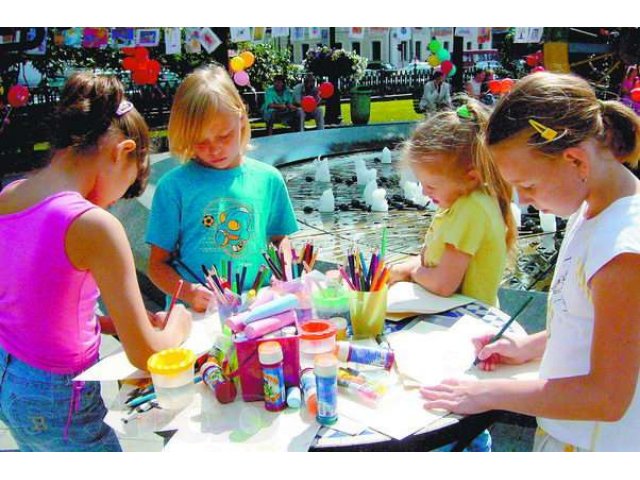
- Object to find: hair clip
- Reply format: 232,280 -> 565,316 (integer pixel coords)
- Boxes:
116,100 -> 134,117
528,119 -> 558,141
456,105 -> 472,119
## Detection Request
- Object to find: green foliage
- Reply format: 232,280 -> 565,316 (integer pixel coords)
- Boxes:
304,45 -> 367,81
238,42 -> 295,91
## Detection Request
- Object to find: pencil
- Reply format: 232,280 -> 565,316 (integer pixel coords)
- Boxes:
163,279 -> 184,328
173,258 -> 211,291
472,297 -> 534,366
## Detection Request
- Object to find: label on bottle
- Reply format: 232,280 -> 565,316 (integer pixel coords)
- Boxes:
202,363 -> 225,390
348,344 -> 393,369
316,375 -> 338,425
262,364 -> 286,411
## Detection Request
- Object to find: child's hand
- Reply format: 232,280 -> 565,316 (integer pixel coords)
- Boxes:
473,334 -> 529,371
184,284 -> 213,313
421,378 -> 490,415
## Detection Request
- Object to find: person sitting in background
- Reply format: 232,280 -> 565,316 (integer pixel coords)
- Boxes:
292,73 -> 324,131
263,75 -> 304,135
419,71 -> 452,114
465,70 -> 486,100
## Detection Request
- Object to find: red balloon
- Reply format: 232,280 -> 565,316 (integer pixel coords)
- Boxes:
535,50 -> 544,63
441,60 -> 454,75
301,95 -> 318,113
318,81 -> 335,99
133,46 -> 149,60
8,85 -> 29,108
148,59 -> 161,75
132,69 -> 151,85
122,47 -> 137,57
631,88 -> 640,103
500,78 -> 515,94
488,79 -> 502,95
532,66 -> 546,73
122,57 -> 138,71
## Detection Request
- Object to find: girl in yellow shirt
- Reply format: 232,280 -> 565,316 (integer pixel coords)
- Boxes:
389,100 -> 517,306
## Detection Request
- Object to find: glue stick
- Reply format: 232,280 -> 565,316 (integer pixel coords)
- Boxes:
200,359 -> 237,404
300,368 -> 318,415
335,341 -> 395,370
258,341 -> 286,412
314,354 -> 338,426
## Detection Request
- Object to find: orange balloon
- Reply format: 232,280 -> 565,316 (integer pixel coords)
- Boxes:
239,51 -> 255,68
488,79 -> 502,95
500,78 -> 515,94
631,88 -> 640,103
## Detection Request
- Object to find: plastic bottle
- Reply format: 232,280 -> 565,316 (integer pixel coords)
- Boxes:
286,386 -> 302,409
200,359 -> 237,404
335,341 -> 395,370
300,368 -> 318,415
314,354 -> 338,426
258,341 -> 286,412
312,271 -> 351,328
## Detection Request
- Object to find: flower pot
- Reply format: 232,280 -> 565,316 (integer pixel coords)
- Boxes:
350,87 -> 372,125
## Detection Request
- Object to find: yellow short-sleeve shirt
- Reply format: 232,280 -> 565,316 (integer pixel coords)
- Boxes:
422,189 -> 507,306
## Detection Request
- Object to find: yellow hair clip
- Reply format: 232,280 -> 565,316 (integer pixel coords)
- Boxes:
528,119 -> 558,141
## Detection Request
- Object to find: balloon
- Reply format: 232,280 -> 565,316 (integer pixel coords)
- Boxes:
230,56 -> 246,73
436,49 -> 451,62
441,60 -> 454,75
239,51 -> 255,68
532,66 -> 545,73
318,81 -> 335,99
427,55 -> 440,67
122,56 -> 138,71
233,71 -> 250,87
148,59 -> 161,75
500,78 -> 515,94
8,85 -> 29,108
631,88 -> 640,103
526,54 -> 538,67
133,46 -> 149,60
488,79 -> 502,95
122,47 -> 137,57
428,39 -> 441,54
447,64 -> 457,78
301,96 -> 318,113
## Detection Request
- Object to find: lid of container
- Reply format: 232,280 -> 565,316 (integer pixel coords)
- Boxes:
300,320 -> 337,341
147,348 -> 196,375
314,354 -> 338,376
330,317 -> 348,331
258,341 -> 283,365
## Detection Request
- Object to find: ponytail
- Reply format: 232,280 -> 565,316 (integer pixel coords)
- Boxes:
600,100 -> 640,167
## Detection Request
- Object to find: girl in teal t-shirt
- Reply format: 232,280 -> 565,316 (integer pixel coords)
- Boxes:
146,65 -> 298,312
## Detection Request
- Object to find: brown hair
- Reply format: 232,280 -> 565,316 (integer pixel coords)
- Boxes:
168,64 -> 251,163
486,72 -> 640,168
402,97 -> 517,252
52,72 -> 150,198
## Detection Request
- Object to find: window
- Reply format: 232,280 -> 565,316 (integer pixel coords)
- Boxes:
352,42 -> 360,55
335,42 -> 343,49
401,41 -> 408,61
478,43 -> 484,50
466,41 -> 472,50
372,41 -> 381,61
302,44 -> 309,59
444,41 -> 449,50
415,41 -> 422,60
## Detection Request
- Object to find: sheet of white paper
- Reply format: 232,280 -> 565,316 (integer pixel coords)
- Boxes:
336,369 -> 448,440
327,416 -> 368,436
75,311 -> 221,381
163,384 -> 320,452
386,282 -> 473,314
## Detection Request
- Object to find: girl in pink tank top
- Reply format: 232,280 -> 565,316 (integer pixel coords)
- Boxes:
0,73 -> 191,452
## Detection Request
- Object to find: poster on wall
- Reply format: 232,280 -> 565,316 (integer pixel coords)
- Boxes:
136,28 -> 160,47
230,27 -> 251,42
82,28 -> 108,49
63,28 -> 83,48
271,27 -> 289,38
349,27 -> 365,39
164,28 -> 181,55
26,27 -> 48,55
185,28 -> 202,53
111,28 -> 135,48
291,27 -> 305,41
514,27 -> 530,43
308,27 -> 321,40
455,27 -> 476,38
199,27 -> 222,54
252,27 -> 266,42
477,27 -> 491,45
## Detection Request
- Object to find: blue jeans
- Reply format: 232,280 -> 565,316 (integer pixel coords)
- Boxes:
0,345 -> 121,452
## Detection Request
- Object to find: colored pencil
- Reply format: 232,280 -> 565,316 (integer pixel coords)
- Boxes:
163,279 -> 184,328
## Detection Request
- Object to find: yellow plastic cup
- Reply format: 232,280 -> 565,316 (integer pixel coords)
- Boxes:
147,348 -> 196,409
349,285 -> 388,339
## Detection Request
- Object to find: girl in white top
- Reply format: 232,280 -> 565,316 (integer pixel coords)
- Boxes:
420,72 -> 640,451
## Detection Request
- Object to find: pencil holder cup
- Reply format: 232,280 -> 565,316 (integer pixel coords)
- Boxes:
349,286 -> 388,339
206,296 -> 238,336
271,278 -> 313,324
147,348 -> 196,410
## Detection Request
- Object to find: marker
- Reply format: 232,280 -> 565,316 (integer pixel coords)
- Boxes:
122,400 -> 160,424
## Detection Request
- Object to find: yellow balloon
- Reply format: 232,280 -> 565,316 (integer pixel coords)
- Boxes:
239,51 -> 255,68
428,55 -> 441,67
230,56 -> 246,73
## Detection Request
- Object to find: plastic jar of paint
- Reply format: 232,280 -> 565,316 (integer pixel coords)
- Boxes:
314,354 -> 338,426
200,358 -> 237,404
299,320 -> 337,355
300,368 -> 318,415
147,348 -> 196,409
312,271 -> 351,324
335,341 -> 395,370
258,341 -> 287,412
329,317 -> 348,341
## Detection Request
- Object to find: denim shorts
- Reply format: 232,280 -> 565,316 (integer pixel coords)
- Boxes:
0,345 -> 121,452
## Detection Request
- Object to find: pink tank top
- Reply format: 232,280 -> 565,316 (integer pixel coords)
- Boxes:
0,187 -> 101,374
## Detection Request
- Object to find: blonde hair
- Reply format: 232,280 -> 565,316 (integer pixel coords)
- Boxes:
402,97 -> 517,252
487,72 -> 640,168
168,64 -> 251,163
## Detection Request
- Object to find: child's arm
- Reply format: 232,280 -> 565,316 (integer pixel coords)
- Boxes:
388,256 -> 422,285
421,253 -> 640,422
67,209 -> 192,370
410,243 -> 471,297
148,245 -> 213,313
